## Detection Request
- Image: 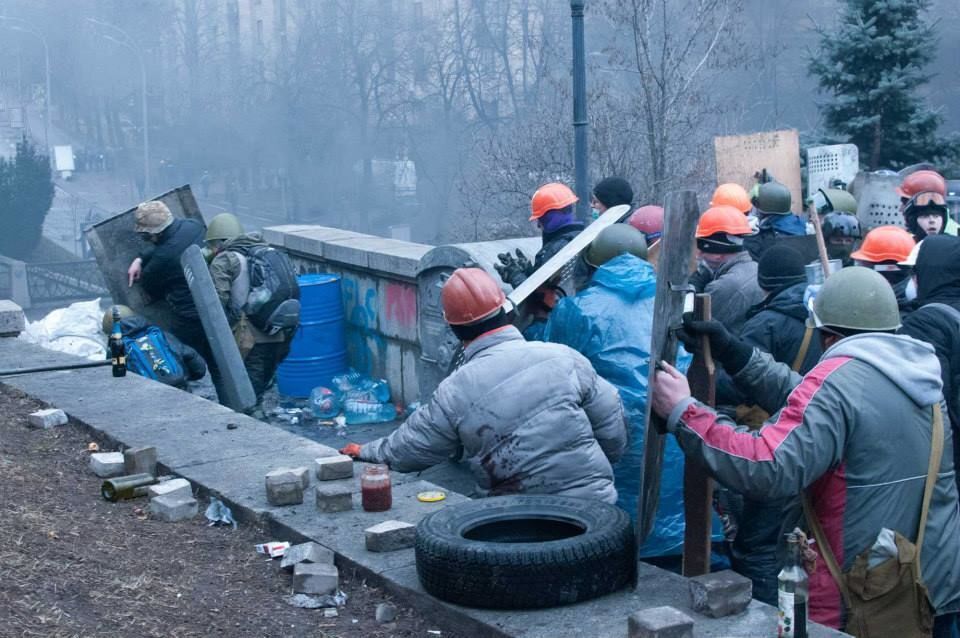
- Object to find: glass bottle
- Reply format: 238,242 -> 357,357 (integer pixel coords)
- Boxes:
361,464 -> 392,512
109,306 -> 126,377
778,531 -> 809,638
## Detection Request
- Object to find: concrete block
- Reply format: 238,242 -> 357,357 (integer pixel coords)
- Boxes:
0,300 -> 26,336
265,468 -> 305,506
147,478 -> 192,500
291,466 -> 310,489
124,446 -> 158,476
378,280 -> 419,342
149,493 -> 198,522
628,606 -> 694,638
315,482 -> 353,513
367,242 -> 430,279
28,408 -> 68,429
280,541 -> 335,571
365,520 -> 416,553
293,562 -> 339,595
323,237 -> 373,269
89,452 -> 126,478
689,569 -> 752,618
314,455 -> 354,481
375,602 -> 398,624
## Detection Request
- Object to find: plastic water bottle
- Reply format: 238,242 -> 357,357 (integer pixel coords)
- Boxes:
309,386 -> 341,419
344,399 -> 397,425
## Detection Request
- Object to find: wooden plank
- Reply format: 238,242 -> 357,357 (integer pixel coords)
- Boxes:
636,190 -> 701,561
714,129 -> 802,214
682,293 -> 715,577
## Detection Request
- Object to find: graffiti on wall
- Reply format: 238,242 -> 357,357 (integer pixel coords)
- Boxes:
384,281 -> 416,329
341,276 -> 386,376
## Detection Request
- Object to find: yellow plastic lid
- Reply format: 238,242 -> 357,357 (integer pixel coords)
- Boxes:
417,491 -> 447,503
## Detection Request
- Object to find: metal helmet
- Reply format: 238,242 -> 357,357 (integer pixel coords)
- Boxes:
754,182 -> 792,214
851,226 -> 916,264
820,188 -> 858,215
102,304 -> 135,335
585,224 -> 648,267
134,201 -> 174,234
813,266 -> 901,332
710,183 -> 752,214
205,213 -> 244,242
441,268 -> 506,326
530,183 -> 578,221
821,213 -> 862,239
628,205 -> 665,243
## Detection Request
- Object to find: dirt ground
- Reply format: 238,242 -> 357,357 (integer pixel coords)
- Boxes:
0,385 -> 458,638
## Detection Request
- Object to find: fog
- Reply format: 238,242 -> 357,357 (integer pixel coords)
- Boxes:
0,0 -> 956,244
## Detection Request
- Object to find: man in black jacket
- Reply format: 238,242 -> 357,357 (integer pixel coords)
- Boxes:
898,234 -> 960,493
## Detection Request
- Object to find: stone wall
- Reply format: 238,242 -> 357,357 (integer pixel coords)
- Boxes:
264,225 -> 431,405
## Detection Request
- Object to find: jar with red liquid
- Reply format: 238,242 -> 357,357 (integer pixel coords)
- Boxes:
361,464 -> 392,512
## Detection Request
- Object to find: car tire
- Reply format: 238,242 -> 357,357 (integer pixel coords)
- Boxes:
415,494 -> 634,609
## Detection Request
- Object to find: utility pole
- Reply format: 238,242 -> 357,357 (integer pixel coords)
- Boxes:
0,18 -> 52,153
570,0 -> 589,221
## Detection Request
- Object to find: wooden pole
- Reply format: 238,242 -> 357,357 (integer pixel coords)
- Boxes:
682,293 -> 715,576
808,203 -> 833,278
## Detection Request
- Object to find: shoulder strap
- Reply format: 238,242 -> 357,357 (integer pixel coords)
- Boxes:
802,494 -> 852,605
791,325 -> 814,372
916,403 -> 944,581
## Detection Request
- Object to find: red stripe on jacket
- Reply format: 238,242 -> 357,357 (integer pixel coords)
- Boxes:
681,356 -> 852,461
808,465 -> 848,629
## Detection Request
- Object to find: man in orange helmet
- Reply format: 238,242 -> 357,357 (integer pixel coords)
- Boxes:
340,268 -> 627,502
898,170 -> 958,242
691,205 -> 765,334
851,225 -> 917,316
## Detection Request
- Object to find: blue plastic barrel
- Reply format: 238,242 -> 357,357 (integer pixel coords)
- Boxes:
277,274 -> 348,397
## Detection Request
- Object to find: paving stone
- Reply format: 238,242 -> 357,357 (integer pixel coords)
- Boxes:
375,602 -> 398,624
314,455 -> 354,481
280,542 -> 335,571
689,569 -> 752,618
293,563 -> 338,595
28,408 -> 68,429
365,520 -> 416,553
315,482 -> 353,513
265,468 -> 304,506
147,478 -> 192,500
291,466 -> 310,489
149,493 -> 198,522
124,446 -> 158,476
89,452 -> 125,478
628,606 -> 695,638
0,300 -> 25,336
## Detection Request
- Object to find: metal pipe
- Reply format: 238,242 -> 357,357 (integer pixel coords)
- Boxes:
0,360 -> 111,377
570,0 -> 590,221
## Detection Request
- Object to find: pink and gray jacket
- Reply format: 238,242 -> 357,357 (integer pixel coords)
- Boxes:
666,333 -> 960,627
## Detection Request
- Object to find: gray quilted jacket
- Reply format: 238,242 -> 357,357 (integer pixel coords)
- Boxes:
360,326 -> 627,502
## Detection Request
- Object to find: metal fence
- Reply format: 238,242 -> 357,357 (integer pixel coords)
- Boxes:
25,260 -> 108,304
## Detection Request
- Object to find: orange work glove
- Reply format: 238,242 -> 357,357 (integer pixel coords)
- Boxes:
340,443 -> 362,459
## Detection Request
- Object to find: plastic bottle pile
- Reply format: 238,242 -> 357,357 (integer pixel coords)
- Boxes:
310,370 -> 398,425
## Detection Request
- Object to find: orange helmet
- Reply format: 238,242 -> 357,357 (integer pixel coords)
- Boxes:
696,205 -> 753,238
441,268 -> 506,326
530,183 -> 578,221
896,170 -> 947,206
850,225 -> 916,264
710,183 -> 752,214
628,205 -> 664,242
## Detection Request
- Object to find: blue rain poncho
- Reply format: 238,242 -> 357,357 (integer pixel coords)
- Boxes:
544,254 -> 709,557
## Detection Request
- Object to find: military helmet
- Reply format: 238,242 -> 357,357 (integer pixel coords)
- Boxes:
134,201 -> 174,234
205,213 -> 244,242
102,304 -> 135,335
813,267 -> 901,332
819,188 -> 858,215
585,223 -> 649,267
754,182 -> 792,214
821,213 -> 862,239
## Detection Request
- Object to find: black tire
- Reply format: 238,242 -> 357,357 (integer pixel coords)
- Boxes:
415,495 -> 635,609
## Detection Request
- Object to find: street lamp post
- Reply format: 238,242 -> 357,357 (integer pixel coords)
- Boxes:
0,18 -> 52,152
86,18 -> 151,196
570,0 -> 589,221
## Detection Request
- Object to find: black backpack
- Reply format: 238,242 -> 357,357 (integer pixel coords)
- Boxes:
239,245 -> 301,334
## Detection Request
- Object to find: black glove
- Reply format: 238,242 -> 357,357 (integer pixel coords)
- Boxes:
495,249 -> 533,288
677,313 -> 753,374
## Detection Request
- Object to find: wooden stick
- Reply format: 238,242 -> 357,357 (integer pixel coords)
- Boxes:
808,203 -> 833,279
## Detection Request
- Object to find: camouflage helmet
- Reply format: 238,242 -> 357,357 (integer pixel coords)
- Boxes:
754,182 -> 792,214
134,201 -> 174,234
205,213 -> 244,242
585,223 -> 648,267
813,266 -> 901,332
820,188 -> 858,215
101,304 -> 135,335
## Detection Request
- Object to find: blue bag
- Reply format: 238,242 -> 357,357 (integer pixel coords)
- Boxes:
123,326 -> 187,388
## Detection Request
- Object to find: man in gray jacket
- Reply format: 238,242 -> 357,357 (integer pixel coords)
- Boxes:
651,267 -> 960,634
341,268 -> 628,503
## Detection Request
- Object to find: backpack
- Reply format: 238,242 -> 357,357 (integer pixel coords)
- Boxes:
123,326 -> 187,388
238,245 -> 301,334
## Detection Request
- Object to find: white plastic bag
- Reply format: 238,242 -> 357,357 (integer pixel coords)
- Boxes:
19,298 -> 107,361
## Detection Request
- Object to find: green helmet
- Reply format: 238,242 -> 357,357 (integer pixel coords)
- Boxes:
755,182 -> 792,214
205,213 -> 244,242
102,304 -> 135,335
813,266 -> 901,332
585,223 -> 648,267
821,188 -> 858,214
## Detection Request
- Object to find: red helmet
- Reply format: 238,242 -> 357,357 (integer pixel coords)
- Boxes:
851,225 -> 916,263
710,183 -> 752,214
530,183 -> 578,221
897,170 -> 947,206
441,268 -> 506,326
696,206 -> 753,238
628,205 -> 664,242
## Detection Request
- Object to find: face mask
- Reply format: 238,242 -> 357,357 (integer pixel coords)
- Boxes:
905,276 -> 918,302
590,208 -> 600,221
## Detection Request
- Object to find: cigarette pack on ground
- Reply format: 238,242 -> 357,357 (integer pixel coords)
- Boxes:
255,541 -> 290,558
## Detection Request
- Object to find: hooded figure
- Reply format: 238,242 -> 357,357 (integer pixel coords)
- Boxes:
543,253 -> 701,557
899,234 -> 960,492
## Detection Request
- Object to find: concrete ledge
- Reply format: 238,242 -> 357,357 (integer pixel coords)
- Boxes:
0,338 -> 847,638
